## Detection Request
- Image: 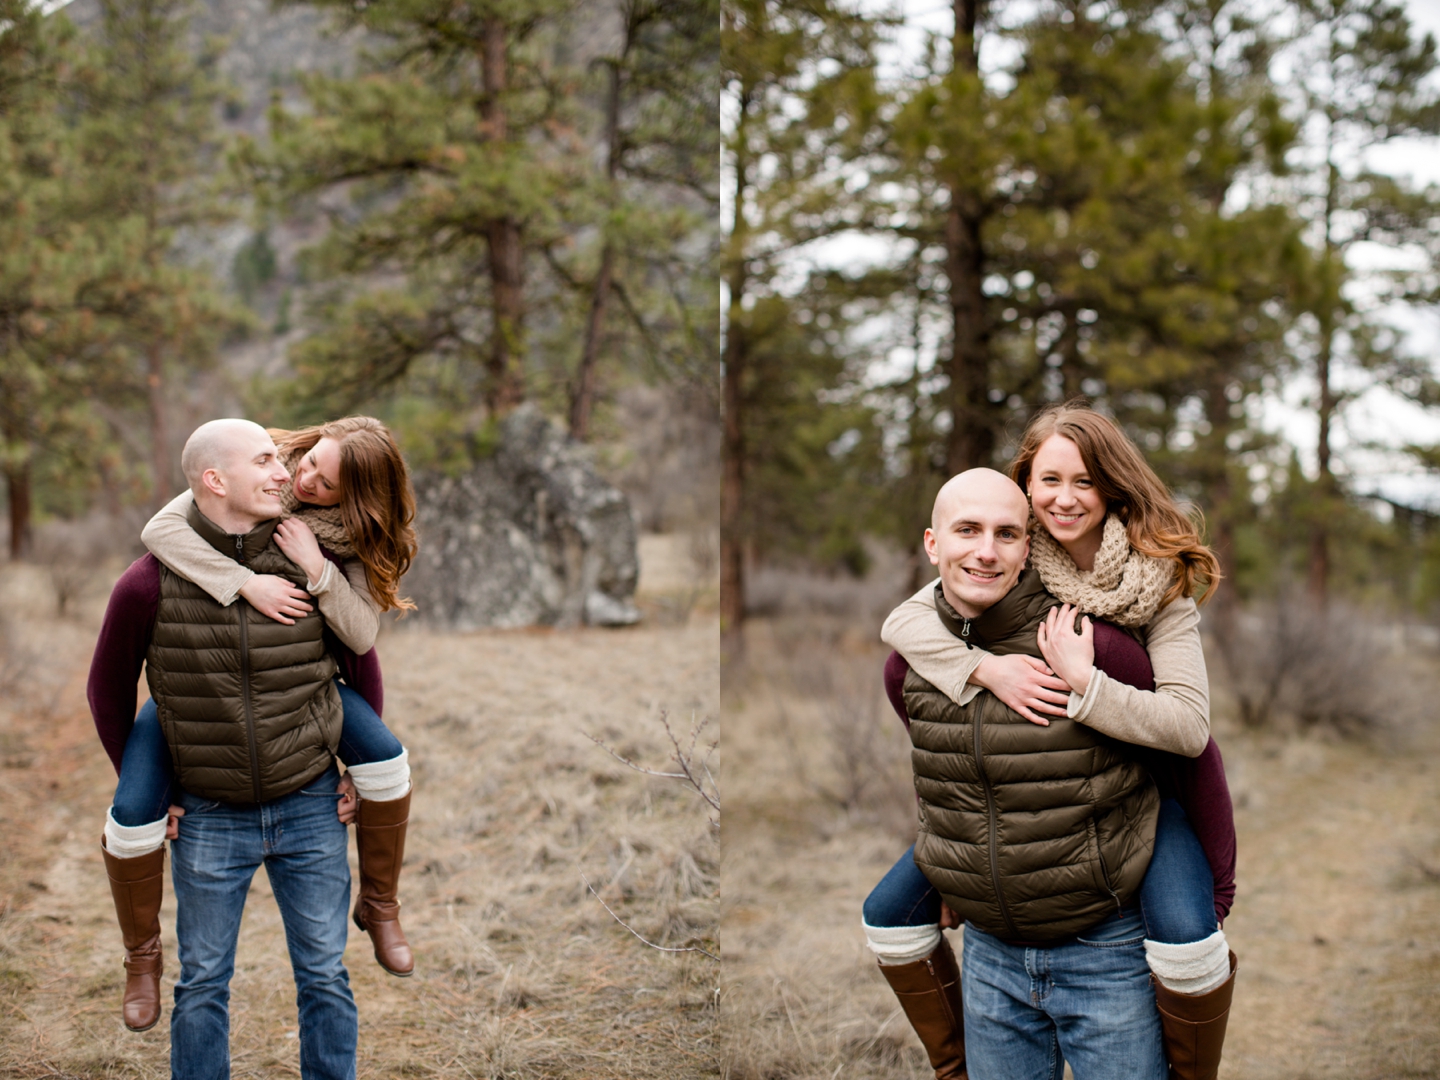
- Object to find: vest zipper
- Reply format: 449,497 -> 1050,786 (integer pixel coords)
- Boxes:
1092,817 -> 1123,916
974,713 -> 1019,940
234,535 -> 263,804
960,617 -> 974,649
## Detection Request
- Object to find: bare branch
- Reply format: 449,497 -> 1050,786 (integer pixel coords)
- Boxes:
580,873 -> 719,962
584,710 -> 719,822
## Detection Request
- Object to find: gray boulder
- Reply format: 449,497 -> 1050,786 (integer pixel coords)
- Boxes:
404,406 -> 641,629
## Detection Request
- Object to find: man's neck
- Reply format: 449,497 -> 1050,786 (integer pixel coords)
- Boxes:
192,494 -> 263,537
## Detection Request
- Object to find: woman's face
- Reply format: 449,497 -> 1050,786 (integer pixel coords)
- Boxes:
1027,434 -> 1106,557
292,436 -> 342,507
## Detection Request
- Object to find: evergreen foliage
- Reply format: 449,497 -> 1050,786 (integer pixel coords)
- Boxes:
720,0 -> 1440,624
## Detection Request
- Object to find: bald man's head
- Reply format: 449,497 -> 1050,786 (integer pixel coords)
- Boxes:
931,469 -> 1029,531
181,419 -> 271,490
924,468 -> 1032,618
181,419 -> 291,533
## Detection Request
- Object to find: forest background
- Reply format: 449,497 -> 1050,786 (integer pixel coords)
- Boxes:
720,1 -> 1440,1077
0,1 -> 722,1077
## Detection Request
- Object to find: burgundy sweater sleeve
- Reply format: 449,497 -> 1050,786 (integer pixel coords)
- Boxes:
335,645 -> 384,718
88,556 -> 160,774
319,546 -> 384,717
1093,623 -> 1237,922
888,623 -> 1238,922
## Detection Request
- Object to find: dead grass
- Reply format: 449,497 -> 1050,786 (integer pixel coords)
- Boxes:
0,555 -> 719,1079
722,612 -> 1440,1080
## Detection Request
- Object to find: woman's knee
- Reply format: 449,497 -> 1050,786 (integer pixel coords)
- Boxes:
335,683 -> 403,764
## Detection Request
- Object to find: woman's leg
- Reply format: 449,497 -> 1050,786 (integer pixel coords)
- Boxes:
862,847 -> 965,1080
1139,799 -> 1237,1080
102,699 -> 173,1032
333,681 -> 414,977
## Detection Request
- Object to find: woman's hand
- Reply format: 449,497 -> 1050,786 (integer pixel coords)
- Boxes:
239,574 -> 313,625
1037,603 -> 1095,697
273,518 -> 326,585
970,652 -> 1072,726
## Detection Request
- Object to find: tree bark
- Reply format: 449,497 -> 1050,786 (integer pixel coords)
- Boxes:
720,85 -> 752,643
480,17 -> 525,417
944,0 -> 994,475
570,55 -> 626,441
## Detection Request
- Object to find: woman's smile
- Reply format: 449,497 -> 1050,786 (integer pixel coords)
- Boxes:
1028,434 -> 1106,568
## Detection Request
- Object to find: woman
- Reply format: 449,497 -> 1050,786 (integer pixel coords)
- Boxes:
869,402 -> 1236,1080
102,416 -> 419,1034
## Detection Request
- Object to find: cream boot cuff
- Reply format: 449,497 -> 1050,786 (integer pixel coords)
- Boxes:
104,808 -> 167,859
346,748 -> 411,803
863,920 -> 943,966
1145,929 -> 1231,995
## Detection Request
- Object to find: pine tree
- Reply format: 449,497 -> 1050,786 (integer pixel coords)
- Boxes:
1283,0 -> 1440,601
720,0 -> 884,637
249,0 -> 593,422
73,0 -> 237,507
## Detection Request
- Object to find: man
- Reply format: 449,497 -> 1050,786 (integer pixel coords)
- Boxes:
88,419 -> 359,1080
867,468 -> 1170,1080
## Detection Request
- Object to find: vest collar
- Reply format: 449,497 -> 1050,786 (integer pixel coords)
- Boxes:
187,500 -> 279,566
933,568 -> 1049,649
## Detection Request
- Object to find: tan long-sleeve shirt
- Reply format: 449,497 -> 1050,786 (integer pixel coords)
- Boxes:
880,581 -> 1210,757
142,491 -> 380,653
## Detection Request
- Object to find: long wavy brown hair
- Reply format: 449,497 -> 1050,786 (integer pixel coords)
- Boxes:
1009,401 -> 1222,607
272,416 -> 418,614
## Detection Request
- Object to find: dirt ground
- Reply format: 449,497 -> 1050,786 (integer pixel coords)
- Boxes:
0,543 -> 719,1080
721,616 -> 1440,1080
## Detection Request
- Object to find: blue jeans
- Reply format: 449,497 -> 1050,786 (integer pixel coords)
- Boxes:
862,843 -> 941,928
111,681 -> 402,827
170,764 -> 357,1080
863,801 -> 1215,943
962,907 -> 1165,1080
1139,798 -> 1217,943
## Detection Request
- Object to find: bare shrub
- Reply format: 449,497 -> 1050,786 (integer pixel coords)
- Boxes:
767,625 -> 916,844
745,545 -> 914,625
1209,590 -> 1420,735
604,383 -> 720,534
32,509 -> 146,616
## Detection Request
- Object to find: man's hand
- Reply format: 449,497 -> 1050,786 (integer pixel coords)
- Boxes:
166,804 -> 185,841
273,518 -> 326,586
336,772 -> 357,825
1037,603 -> 1095,697
939,900 -> 962,930
971,652 -> 1071,726
239,574 -> 313,625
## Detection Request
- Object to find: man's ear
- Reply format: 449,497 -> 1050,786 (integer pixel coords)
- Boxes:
200,467 -> 227,499
923,527 -> 940,566
1021,534 -> 1031,566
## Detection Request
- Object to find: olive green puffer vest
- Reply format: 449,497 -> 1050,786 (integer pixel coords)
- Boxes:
907,570 -> 1158,944
146,504 -> 342,804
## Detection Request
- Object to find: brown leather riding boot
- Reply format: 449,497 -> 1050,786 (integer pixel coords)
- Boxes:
101,839 -> 165,1032
1153,950 -> 1237,1080
877,938 -> 968,1080
352,789 -> 414,976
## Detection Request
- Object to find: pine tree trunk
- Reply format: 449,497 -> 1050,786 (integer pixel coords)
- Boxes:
720,88 -> 752,643
4,451 -> 30,561
1309,317 -> 1334,604
480,17 -> 524,417
944,0 -> 994,475
570,59 -> 624,441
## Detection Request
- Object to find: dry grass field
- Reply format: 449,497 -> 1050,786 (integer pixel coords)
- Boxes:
721,615 -> 1440,1080
0,540 -> 719,1079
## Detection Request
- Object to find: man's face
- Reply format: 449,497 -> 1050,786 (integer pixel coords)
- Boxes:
215,429 -> 291,525
924,481 -> 1030,619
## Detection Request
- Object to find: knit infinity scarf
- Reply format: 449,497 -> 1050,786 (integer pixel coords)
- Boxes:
1027,513 -> 1172,628
279,448 -> 356,558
